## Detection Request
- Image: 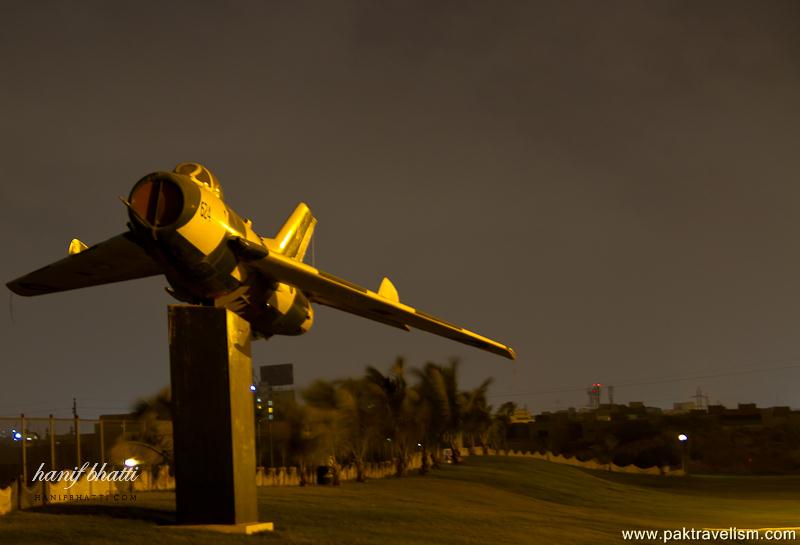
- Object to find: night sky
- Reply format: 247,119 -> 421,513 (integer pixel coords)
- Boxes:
2,1 -> 800,419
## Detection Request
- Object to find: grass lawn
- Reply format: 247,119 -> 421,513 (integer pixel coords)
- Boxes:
1,456 -> 798,544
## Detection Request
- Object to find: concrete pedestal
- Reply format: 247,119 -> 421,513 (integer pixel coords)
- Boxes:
168,305 -> 263,527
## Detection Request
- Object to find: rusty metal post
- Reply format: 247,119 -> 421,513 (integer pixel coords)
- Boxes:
49,414 -> 56,470
99,419 -> 105,464
20,413 -> 27,484
74,414 -> 81,467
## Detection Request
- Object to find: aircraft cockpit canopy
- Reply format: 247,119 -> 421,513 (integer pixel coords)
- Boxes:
173,162 -> 223,199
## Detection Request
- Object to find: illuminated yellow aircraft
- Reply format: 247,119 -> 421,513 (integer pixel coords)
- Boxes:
6,163 -> 516,360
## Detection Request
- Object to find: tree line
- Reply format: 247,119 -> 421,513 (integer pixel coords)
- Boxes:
265,357 -> 515,484
126,357 -> 515,485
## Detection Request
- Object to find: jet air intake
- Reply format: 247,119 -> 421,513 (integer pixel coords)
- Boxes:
129,173 -> 185,228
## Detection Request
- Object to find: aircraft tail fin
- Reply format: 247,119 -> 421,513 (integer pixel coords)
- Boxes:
275,202 -> 317,261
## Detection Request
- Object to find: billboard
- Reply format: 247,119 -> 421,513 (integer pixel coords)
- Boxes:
259,364 -> 294,387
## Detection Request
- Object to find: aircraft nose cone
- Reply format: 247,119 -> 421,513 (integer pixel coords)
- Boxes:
129,173 -> 185,228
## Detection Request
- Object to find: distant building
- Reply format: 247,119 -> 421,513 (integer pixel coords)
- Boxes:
507,397 -> 800,465
708,403 -> 764,427
510,407 -> 534,424
258,363 -> 296,405
669,401 -> 697,414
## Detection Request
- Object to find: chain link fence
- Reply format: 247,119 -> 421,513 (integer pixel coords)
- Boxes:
0,416 -> 149,488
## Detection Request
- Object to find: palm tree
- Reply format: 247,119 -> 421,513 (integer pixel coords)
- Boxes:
304,377 -> 385,482
438,359 -> 466,463
413,359 -> 466,464
337,378 -> 387,481
303,379 -> 344,483
122,387 -> 174,465
460,378 -> 494,455
488,401 -> 517,451
365,358 -> 421,476
281,399 -> 323,486
412,362 -> 450,469
404,378 -> 433,475
131,387 -> 173,420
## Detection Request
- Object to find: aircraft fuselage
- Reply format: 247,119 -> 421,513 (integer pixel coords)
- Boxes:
126,170 -> 313,338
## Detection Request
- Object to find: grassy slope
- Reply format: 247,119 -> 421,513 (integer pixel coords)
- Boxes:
1,457 -> 798,545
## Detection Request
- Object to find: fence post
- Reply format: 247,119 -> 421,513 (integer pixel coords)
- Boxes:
20,413 -> 28,485
49,414 -> 56,470
74,413 -> 81,467
269,418 -> 274,468
99,420 -> 105,464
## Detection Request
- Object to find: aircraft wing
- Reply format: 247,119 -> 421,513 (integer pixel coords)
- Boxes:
233,239 -> 516,360
7,232 -> 162,296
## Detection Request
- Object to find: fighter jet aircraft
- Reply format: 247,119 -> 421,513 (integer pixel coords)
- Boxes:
6,163 -> 516,360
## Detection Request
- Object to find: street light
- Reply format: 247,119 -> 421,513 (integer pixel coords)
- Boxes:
677,433 -> 689,475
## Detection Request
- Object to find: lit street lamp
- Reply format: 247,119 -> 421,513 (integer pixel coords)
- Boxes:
678,433 -> 689,475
